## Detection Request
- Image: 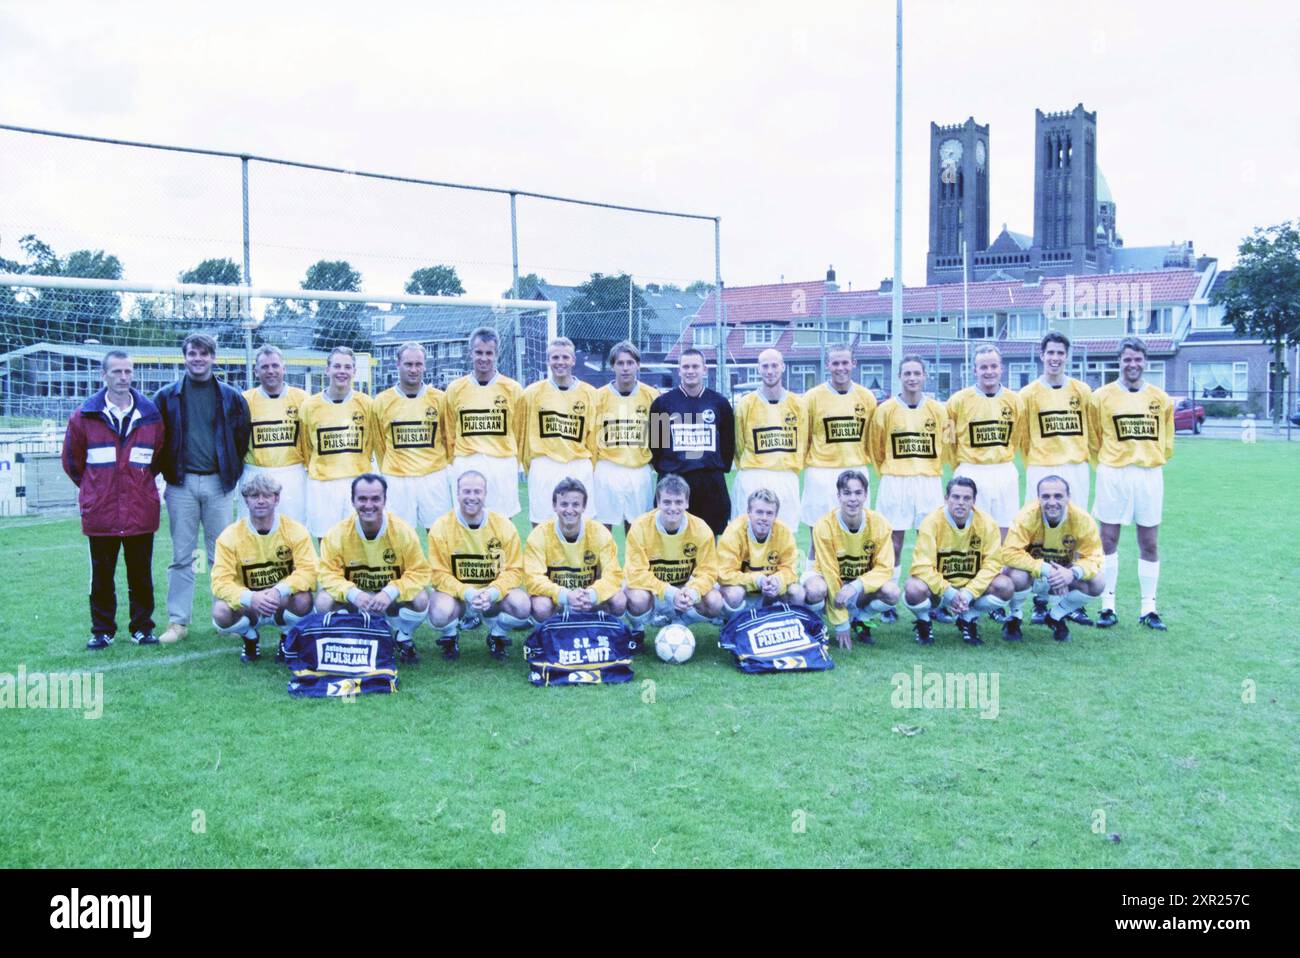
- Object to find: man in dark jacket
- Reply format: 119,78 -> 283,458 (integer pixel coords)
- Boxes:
153,334 -> 251,644
63,350 -> 166,649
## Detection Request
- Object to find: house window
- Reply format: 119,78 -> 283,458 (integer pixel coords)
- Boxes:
959,314 -> 994,339
693,326 -> 716,347
1008,362 -> 1035,389
858,364 -> 885,391
744,324 -> 779,346
1189,361 -> 1248,400
789,364 -> 818,393
1009,313 -> 1046,339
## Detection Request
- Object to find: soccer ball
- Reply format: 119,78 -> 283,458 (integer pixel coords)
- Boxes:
655,623 -> 696,664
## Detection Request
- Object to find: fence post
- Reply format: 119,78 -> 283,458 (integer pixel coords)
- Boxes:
714,217 -> 725,395
241,156 -> 253,387
509,192 -> 523,381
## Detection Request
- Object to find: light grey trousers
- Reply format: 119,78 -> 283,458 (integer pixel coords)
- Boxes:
164,473 -> 234,626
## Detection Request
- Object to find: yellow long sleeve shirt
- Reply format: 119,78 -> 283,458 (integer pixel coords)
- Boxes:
318,512 -> 430,603
625,510 -> 718,599
520,378 -> 599,467
243,386 -> 308,468
734,389 -> 807,472
1018,378 -> 1094,466
593,381 -> 658,468
300,390 -> 375,481
909,506 -> 1003,598
371,384 -> 450,476
443,372 -> 525,460
211,514 -> 318,610
870,396 -> 950,476
717,514 -> 798,593
803,381 -> 877,469
1089,381 -> 1175,468
811,508 -> 895,627
1000,502 -> 1103,581
947,385 -> 1025,466
523,518 -> 623,604
427,509 -> 524,601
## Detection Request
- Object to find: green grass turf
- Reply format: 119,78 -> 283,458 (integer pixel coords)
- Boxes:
0,439 -> 1295,868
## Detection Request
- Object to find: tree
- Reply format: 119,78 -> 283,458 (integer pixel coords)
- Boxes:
180,258 -> 242,286
562,272 -> 652,362
10,236 -> 124,346
302,260 -> 369,352
685,280 -> 716,295
1212,221 -> 1300,422
502,273 -> 548,299
405,265 -> 464,297
179,257 -> 245,346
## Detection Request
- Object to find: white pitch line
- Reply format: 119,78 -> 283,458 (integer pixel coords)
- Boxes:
23,648 -> 231,674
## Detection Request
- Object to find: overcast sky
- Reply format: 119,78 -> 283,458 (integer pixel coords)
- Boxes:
1,0 -> 1297,299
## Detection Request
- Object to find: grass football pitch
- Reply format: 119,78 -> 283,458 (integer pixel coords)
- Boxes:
0,439 -> 1294,868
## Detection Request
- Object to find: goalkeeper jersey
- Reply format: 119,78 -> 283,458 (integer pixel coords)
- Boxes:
243,386 -> 308,468
803,382 -> 877,469
717,514 -> 798,593
811,508 -> 895,628
372,384 -> 450,476
734,389 -> 807,472
520,377 -> 599,467
625,510 -> 719,599
523,518 -> 623,604
444,372 -> 525,460
909,506 -> 1002,598
870,396 -> 950,477
318,511 -> 430,603
593,381 -> 658,468
1089,381 -> 1175,468
1000,502 -> 1103,581
300,390 -> 374,481
947,385 -> 1025,466
210,514 -> 318,610
1019,378 -> 1093,466
427,509 -> 524,600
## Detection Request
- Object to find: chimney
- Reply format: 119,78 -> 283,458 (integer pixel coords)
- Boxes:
879,277 -> 893,293
825,264 -> 839,291
1022,268 -> 1043,286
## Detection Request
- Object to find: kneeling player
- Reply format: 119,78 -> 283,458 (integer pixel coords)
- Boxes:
211,473 -> 318,663
316,474 -> 432,663
718,488 -> 803,621
427,470 -> 532,661
624,474 -> 723,647
803,469 -> 899,649
903,477 -> 1013,645
1000,475 -> 1104,643
525,478 -> 627,621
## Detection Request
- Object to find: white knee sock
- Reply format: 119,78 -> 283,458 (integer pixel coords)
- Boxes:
807,600 -> 826,614
1101,552 -> 1119,611
624,609 -> 653,631
214,615 -> 256,640
967,593 -> 1007,622
905,597 -> 932,622
679,607 -> 710,626
490,610 -> 532,636
1009,589 -> 1033,620
1137,559 -> 1160,615
1049,589 -> 1090,620
390,606 -> 426,642
866,598 -> 892,614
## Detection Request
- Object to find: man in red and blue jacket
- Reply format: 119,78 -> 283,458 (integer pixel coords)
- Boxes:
62,350 -> 166,649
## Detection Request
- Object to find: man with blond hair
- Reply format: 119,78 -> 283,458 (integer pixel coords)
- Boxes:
372,342 -> 452,532
240,344 -> 308,525
299,346 -> 375,537
520,336 -> 598,525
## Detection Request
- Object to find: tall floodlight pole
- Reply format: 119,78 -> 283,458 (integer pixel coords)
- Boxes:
890,0 -> 904,391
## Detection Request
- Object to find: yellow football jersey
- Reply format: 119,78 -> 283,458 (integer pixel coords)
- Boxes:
371,384 -> 450,476
1019,378 -> 1094,466
211,514 -> 318,610
811,508 -> 895,627
300,390 -> 375,481
947,386 -> 1025,466
1089,381 -> 1175,468
803,382 -> 876,469
1001,502 -> 1103,581
870,396 -> 950,477
427,509 -> 524,600
318,512 -> 430,603
523,518 -> 622,603
243,386 -> 308,468
443,373 -> 525,460
909,506 -> 1003,598
625,510 -> 719,599
717,514 -> 798,593
734,389 -> 807,472
520,378 -> 599,467
593,381 -> 658,468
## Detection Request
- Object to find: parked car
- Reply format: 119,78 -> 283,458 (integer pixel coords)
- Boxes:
1174,398 -> 1205,434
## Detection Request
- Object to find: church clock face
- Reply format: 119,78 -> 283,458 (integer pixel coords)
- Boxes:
939,138 -> 962,184
975,140 -> 986,172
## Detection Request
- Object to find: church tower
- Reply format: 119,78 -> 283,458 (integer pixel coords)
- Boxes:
926,117 -> 989,285
1033,104 -> 1097,272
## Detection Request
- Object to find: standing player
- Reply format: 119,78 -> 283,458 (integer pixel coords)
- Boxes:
372,342 -> 452,532
1089,337 -> 1175,630
520,337 -> 599,525
649,348 -> 734,537
316,474 -> 431,663
870,355 -> 950,619
524,478 -> 626,622
903,477 -> 1014,645
800,344 -> 877,554
592,340 -> 658,532
624,475 -> 724,644
803,470 -> 898,649
240,345 -> 309,525
444,327 -> 525,518
947,344 -> 1025,537
731,348 -> 806,531
426,470 -> 533,661
1000,475 -> 1104,643
717,488 -> 804,621
299,347 -> 374,538
211,473 -> 317,663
